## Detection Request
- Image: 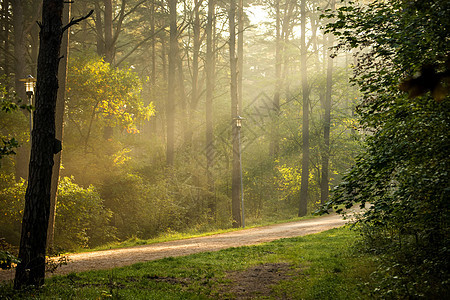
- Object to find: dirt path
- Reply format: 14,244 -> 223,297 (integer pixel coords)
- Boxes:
0,214 -> 349,282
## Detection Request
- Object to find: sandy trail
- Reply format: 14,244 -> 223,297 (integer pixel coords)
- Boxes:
0,214 -> 349,282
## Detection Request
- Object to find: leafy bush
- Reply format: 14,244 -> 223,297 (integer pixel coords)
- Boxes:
54,177 -> 116,250
100,167 -> 219,240
0,174 -> 26,245
0,238 -> 19,270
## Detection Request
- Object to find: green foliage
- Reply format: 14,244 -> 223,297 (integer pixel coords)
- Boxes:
0,174 -> 115,251
55,177 -> 116,250
0,250 -> 20,270
99,161 -> 226,241
66,54 -> 154,149
0,78 -> 30,164
0,175 -> 26,245
0,138 -> 19,160
321,0 -> 450,296
0,238 -> 19,270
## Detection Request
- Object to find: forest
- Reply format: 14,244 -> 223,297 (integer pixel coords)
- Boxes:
0,0 -> 449,296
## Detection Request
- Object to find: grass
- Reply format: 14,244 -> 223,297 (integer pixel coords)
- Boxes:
0,226 -> 378,299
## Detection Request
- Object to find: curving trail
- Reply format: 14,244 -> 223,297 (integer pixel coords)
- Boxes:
0,213 -> 350,282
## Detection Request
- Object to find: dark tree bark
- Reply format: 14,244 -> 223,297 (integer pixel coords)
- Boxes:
205,0 -> 216,214
14,3 -> 92,288
320,0 -> 335,206
166,0 -> 177,166
298,0 -> 309,217
14,0 -> 64,288
48,1 -> 70,250
229,0 -> 241,228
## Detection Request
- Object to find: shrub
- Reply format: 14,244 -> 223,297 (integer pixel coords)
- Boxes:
54,177 -> 116,250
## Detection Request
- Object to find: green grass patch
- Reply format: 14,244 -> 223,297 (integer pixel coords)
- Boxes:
0,226 -> 377,299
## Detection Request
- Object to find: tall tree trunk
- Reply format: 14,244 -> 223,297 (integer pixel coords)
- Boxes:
320,0 -> 335,205
104,0 -> 114,64
229,0 -> 240,228
1,0 -> 10,78
177,46 -> 187,144
14,0 -> 64,288
30,22 -> 39,76
205,0 -> 216,214
11,0 -> 29,181
166,0 -> 177,166
94,2 -> 104,56
161,32 -> 167,82
270,0 -> 281,157
187,0 -> 201,145
47,1 -> 70,250
150,1 -> 156,86
281,0 -> 294,99
237,0 -> 243,110
298,0 -> 309,217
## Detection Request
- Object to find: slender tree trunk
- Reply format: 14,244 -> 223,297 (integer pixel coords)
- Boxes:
47,1 -> 70,250
150,1 -> 156,86
270,0 -> 281,157
161,33 -> 167,82
237,0 -> 244,226
237,0 -> 243,110
298,0 -> 309,217
166,0 -> 177,166
229,0 -> 240,228
205,0 -> 216,214
14,0 -> 64,288
1,0 -> 10,78
30,23 -> 39,76
94,2 -> 104,56
281,0 -> 294,99
320,0 -> 335,205
11,0 -> 29,181
187,0 -> 201,145
104,0 -> 114,64
177,46 -> 188,144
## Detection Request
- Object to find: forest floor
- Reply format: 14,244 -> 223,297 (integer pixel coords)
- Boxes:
0,213 -> 351,283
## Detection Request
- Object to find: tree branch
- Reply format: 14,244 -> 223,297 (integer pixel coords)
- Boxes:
62,10 -> 94,33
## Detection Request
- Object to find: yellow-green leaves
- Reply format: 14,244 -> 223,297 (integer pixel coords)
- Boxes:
67,56 -> 155,136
